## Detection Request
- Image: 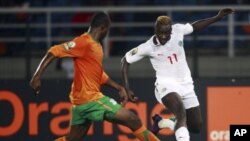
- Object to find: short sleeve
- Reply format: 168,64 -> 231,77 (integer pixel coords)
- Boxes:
48,36 -> 87,58
125,42 -> 151,64
173,23 -> 193,35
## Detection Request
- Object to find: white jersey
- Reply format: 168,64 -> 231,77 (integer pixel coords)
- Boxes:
125,23 -> 194,85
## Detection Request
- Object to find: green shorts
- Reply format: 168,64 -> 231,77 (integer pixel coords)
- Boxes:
71,96 -> 121,125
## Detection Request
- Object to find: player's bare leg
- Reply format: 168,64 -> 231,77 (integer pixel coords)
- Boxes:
110,107 -> 160,141
161,92 -> 190,141
186,106 -> 202,133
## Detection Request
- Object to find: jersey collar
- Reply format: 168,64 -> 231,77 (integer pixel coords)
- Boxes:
153,35 -> 161,46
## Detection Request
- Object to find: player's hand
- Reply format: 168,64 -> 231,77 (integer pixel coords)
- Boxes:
217,8 -> 234,19
29,77 -> 41,95
127,89 -> 138,102
118,87 -> 129,107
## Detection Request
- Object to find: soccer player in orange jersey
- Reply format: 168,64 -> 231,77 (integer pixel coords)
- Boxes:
30,12 -> 160,141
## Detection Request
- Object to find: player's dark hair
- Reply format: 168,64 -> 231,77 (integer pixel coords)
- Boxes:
90,12 -> 110,28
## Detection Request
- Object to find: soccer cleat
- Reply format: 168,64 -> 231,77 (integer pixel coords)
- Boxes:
150,114 -> 163,135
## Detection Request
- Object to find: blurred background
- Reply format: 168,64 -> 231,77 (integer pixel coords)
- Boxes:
0,0 -> 250,79
0,0 -> 250,141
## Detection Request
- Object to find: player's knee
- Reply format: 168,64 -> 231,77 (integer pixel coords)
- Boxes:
126,113 -> 142,129
129,113 -> 141,124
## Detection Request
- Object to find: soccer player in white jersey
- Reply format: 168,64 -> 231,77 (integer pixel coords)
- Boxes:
122,8 -> 234,141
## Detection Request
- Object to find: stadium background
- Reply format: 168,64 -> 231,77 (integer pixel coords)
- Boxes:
0,0 -> 250,141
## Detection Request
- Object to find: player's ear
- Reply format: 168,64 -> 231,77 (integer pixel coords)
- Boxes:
98,25 -> 106,33
100,24 -> 107,30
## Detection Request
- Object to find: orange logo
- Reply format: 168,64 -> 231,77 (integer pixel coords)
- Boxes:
207,87 -> 250,141
0,90 -> 174,140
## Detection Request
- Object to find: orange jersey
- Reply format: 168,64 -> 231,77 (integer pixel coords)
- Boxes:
48,33 -> 108,105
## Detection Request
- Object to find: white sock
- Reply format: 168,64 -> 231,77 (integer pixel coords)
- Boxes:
158,119 -> 175,130
175,127 -> 190,141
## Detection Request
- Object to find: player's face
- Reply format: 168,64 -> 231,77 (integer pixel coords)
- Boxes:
155,24 -> 172,45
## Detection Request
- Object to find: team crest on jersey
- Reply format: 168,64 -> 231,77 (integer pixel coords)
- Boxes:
130,48 -> 138,56
64,41 -> 76,50
178,41 -> 183,47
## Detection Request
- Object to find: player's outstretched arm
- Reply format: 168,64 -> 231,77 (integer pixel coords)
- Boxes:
30,52 -> 56,95
121,57 -> 138,102
192,8 -> 234,32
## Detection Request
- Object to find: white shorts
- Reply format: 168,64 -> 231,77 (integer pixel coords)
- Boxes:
154,81 -> 199,109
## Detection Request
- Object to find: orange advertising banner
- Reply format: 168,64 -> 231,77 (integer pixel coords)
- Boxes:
0,90 -> 173,140
207,87 -> 250,141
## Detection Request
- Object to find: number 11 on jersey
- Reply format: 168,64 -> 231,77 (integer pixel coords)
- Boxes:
167,53 -> 178,64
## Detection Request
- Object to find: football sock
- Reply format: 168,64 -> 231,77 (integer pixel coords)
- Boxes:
150,114 -> 162,135
133,126 -> 160,141
175,127 -> 190,141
